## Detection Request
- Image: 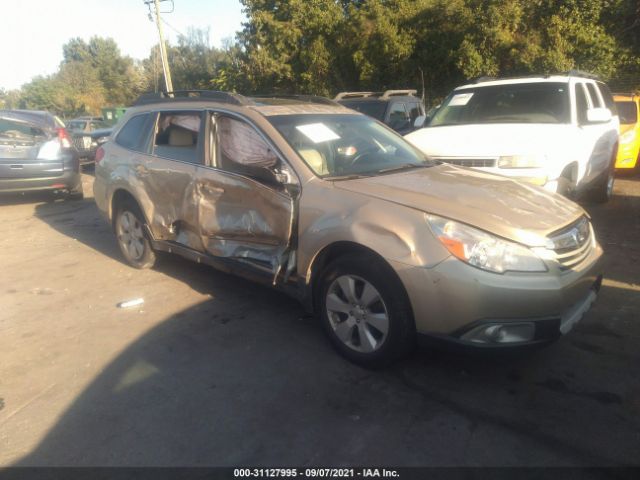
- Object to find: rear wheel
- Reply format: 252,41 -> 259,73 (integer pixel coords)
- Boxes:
318,254 -> 415,367
114,201 -> 156,269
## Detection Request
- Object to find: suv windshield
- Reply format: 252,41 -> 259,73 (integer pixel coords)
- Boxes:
615,101 -> 638,124
430,82 -> 571,126
268,114 -> 433,178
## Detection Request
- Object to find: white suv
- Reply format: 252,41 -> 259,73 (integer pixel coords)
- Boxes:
405,73 -> 619,202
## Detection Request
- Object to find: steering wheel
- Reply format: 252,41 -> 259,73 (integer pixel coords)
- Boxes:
339,139 -> 380,169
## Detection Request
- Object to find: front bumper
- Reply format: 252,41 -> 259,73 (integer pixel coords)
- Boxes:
391,241 -> 604,349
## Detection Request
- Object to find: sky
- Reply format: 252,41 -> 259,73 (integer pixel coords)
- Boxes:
0,0 -> 244,91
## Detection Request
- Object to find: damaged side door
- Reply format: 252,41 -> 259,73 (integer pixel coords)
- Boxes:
142,110 -> 205,249
195,112 -> 297,281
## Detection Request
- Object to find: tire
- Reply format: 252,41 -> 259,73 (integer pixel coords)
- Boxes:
318,254 -> 415,368
114,201 -> 156,269
588,167 -> 615,204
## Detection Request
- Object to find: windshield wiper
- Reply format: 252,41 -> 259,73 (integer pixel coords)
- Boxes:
324,173 -> 372,181
375,163 -> 428,174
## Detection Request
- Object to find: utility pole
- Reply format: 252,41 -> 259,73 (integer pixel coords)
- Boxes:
145,0 -> 173,93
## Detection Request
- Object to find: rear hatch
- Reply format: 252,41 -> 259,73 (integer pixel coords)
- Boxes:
0,116 -> 64,179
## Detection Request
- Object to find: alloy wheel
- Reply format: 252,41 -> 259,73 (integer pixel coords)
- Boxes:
117,211 -> 145,261
325,274 -> 389,353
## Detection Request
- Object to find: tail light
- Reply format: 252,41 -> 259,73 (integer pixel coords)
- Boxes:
56,128 -> 72,148
95,146 -> 105,164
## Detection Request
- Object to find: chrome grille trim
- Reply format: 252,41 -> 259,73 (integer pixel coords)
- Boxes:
431,157 -> 497,168
546,217 -> 594,271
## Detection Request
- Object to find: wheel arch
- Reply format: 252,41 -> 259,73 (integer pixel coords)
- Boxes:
305,241 -> 413,318
110,188 -> 150,231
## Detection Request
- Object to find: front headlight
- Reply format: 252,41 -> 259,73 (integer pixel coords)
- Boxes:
498,154 -> 545,169
620,130 -> 636,144
95,136 -> 110,145
426,214 -> 547,273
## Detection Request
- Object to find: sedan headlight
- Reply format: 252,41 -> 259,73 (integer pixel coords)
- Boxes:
620,130 -> 636,144
498,154 -> 545,169
426,214 -> 547,273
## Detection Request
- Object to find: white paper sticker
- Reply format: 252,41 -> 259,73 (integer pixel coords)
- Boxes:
448,93 -> 474,106
295,123 -> 341,143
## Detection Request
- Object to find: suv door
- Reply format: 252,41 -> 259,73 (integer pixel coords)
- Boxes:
195,112 -> 295,276
142,110 -> 205,248
575,81 -> 617,187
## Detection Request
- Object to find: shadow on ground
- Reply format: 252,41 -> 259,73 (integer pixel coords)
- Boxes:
12,175 -> 640,467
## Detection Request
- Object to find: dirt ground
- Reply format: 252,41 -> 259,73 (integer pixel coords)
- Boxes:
0,171 -> 639,467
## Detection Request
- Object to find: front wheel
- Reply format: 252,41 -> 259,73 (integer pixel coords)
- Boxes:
318,255 -> 415,367
114,202 -> 156,269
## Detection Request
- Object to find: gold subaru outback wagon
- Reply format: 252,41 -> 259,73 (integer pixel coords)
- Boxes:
94,91 -> 604,366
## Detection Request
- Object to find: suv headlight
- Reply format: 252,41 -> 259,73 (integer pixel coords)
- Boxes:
498,154 -> 545,169
620,130 -> 636,144
426,214 -> 547,273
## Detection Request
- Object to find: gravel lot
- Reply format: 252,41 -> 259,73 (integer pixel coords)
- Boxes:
1,171 -> 639,467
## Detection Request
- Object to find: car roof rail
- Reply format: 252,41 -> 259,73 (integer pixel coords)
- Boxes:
563,70 -> 600,80
334,91 -> 377,100
380,89 -> 418,99
132,90 -> 250,106
470,76 -> 497,84
251,94 -> 341,106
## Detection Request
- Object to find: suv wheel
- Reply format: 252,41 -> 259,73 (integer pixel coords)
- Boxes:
318,254 -> 415,367
115,202 -> 156,269
589,167 -> 615,204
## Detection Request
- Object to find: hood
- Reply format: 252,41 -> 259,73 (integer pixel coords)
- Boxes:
405,124 -> 573,158
334,164 -> 585,246
619,123 -> 635,136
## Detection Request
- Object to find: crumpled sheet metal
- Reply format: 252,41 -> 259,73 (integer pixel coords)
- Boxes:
197,173 -> 293,274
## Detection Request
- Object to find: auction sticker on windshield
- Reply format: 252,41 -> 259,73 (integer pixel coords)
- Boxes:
295,123 -> 341,143
448,93 -> 474,106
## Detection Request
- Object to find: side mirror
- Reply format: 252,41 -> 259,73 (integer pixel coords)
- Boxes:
586,108 -> 612,124
413,115 -> 427,128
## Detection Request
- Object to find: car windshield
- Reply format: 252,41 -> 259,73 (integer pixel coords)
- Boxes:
268,114 -> 433,178
339,101 -> 387,121
615,101 -> 638,125
430,82 -> 571,126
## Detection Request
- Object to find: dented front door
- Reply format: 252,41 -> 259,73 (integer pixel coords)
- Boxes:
195,166 -> 293,272
194,113 -> 294,273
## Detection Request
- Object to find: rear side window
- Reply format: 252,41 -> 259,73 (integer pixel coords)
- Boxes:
116,113 -> 152,151
153,111 -> 203,164
574,84 -> 589,124
586,83 -> 603,108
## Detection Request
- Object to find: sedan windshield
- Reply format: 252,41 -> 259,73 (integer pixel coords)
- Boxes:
268,114 -> 433,178
430,82 -> 571,126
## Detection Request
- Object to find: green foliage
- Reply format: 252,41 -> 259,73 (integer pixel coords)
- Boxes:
11,1 -> 640,117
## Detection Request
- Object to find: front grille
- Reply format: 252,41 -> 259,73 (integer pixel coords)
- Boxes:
547,217 -> 594,271
432,157 -> 497,168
